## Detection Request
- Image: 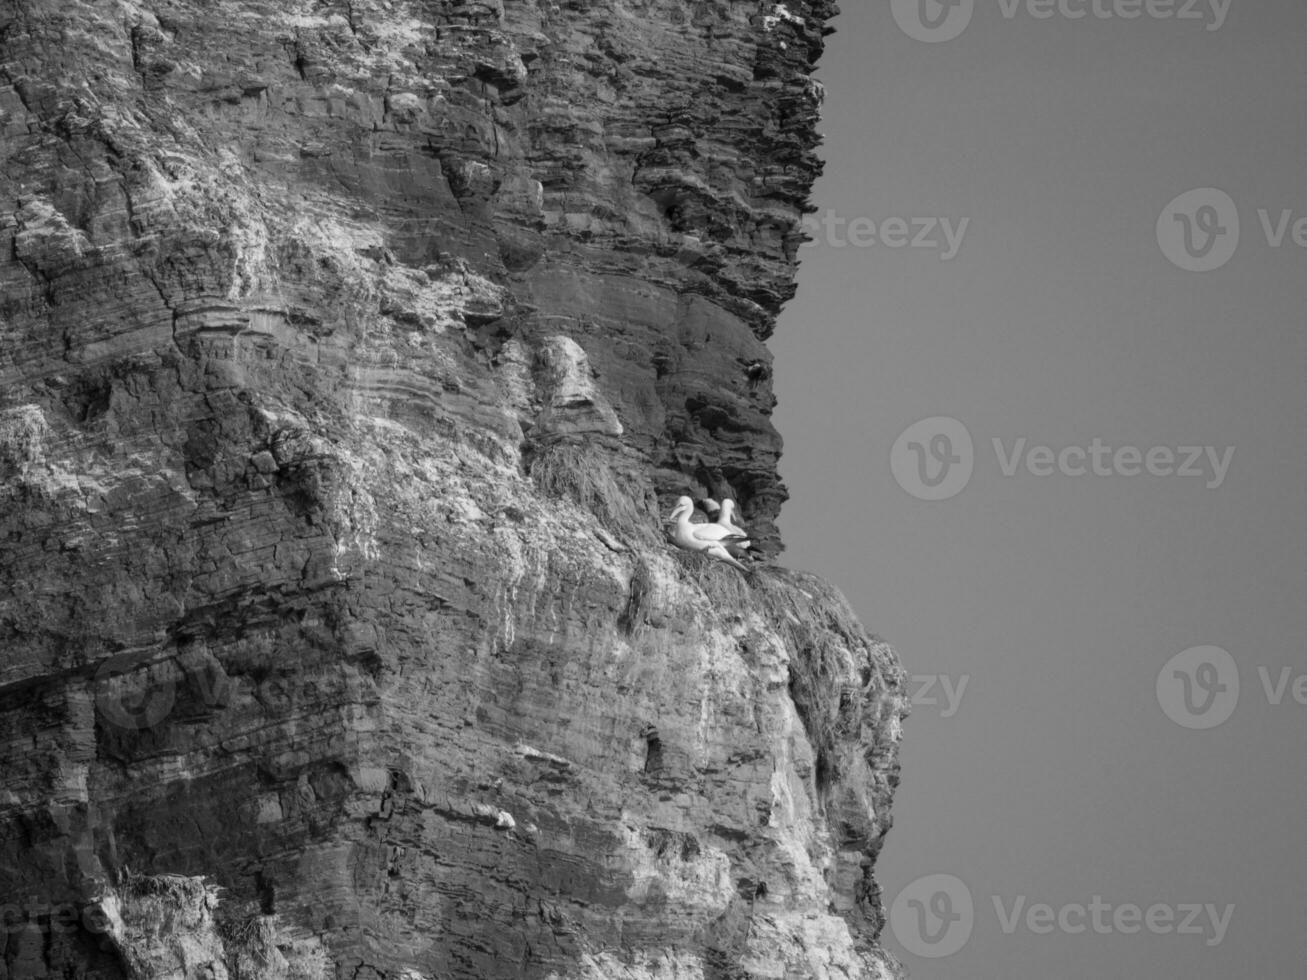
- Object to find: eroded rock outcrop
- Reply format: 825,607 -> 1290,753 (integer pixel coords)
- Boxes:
0,1 -> 907,977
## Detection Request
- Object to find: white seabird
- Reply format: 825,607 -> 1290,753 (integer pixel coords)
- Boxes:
717,499 -> 748,537
668,496 -> 749,572
704,497 -> 753,560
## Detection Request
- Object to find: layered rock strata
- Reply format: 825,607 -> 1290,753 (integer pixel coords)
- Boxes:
0,1 -> 907,977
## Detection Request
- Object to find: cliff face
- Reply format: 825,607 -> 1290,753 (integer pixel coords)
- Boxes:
0,1 -> 907,978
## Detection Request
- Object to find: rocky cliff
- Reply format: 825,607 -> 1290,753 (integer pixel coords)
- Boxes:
0,1 -> 908,977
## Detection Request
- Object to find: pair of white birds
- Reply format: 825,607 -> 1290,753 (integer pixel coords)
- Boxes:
667,495 -> 754,572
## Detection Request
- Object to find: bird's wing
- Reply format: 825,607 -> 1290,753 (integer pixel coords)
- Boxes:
690,525 -> 747,544
706,544 -> 749,571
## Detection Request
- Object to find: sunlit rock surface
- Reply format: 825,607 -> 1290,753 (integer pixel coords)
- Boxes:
0,1 -> 907,977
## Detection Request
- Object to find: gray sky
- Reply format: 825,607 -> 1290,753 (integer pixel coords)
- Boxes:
772,2 -> 1307,976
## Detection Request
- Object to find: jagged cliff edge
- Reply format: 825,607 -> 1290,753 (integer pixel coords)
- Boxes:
0,1 -> 908,977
